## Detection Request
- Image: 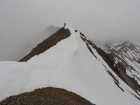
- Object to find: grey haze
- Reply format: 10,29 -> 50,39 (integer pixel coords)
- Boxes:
0,0 -> 140,61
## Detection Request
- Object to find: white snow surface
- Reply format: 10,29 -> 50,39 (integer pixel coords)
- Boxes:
0,26 -> 140,105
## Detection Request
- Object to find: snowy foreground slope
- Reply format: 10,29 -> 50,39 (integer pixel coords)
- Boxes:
0,26 -> 140,105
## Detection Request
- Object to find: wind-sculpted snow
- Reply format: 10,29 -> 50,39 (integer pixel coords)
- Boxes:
0,26 -> 140,105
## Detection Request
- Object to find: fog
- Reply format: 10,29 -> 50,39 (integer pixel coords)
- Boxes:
0,0 -> 140,61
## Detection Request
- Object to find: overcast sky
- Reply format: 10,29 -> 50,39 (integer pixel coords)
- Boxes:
0,0 -> 140,61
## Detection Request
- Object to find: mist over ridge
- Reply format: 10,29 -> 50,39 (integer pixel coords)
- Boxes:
0,0 -> 140,60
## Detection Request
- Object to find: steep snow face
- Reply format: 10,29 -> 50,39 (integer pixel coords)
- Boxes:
0,26 -> 140,105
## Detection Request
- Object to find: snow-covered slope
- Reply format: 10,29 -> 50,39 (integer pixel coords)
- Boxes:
0,26 -> 140,105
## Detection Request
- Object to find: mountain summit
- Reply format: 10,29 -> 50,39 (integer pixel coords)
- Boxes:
0,26 -> 140,105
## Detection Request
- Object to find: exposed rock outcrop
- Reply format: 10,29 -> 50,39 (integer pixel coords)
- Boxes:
0,87 -> 95,105
19,27 -> 71,62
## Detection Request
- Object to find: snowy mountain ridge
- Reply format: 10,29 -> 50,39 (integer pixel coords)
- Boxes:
0,26 -> 140,105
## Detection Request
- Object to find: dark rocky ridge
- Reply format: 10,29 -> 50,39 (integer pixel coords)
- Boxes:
19,27 -> 71,62
0,87 -> 95,105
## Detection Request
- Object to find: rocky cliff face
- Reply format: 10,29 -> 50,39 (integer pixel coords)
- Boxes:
105,42 -> 140,95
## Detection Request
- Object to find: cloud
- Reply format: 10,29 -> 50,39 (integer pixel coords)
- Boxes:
0,0 -> 140,60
